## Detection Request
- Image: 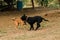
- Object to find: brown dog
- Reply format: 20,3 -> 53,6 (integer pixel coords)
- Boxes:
12,17 -> 25,28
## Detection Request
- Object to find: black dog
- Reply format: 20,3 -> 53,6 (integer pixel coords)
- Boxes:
21,14 -> 48,30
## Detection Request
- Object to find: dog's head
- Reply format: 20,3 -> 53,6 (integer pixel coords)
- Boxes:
21,14 -> 27,25
21,14 -> 27,21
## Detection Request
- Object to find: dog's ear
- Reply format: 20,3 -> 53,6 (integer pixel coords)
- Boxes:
21,14 -> 26,17
23,14 -> 26,16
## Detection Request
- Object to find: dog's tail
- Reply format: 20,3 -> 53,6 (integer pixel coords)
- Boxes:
42,18 -> 48,21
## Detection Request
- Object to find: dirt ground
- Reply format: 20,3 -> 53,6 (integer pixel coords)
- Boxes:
0,8 -> 60,40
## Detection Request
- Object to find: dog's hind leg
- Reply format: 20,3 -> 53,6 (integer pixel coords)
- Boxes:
35,23 -> 40,30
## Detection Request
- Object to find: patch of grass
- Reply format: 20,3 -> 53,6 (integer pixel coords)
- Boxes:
0,29 -> 7,37
41,22 -> 48,29
0,28 -> 7,34
0,30 -> 7,34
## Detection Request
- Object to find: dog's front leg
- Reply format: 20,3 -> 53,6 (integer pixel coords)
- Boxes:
14,21 -> 19,29
30,24 -> 34,30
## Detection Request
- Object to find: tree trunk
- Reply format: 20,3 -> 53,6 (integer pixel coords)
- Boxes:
58,0 -> 60,6
31,0 -> 34,9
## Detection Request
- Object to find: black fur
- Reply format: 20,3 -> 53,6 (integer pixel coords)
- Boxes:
21,14 -> 48,30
